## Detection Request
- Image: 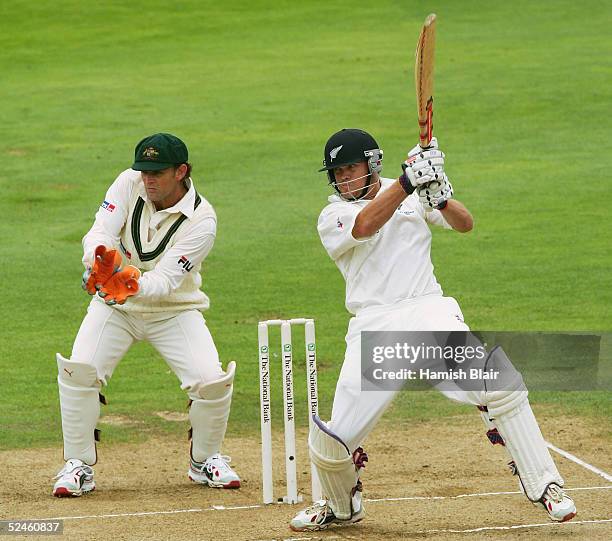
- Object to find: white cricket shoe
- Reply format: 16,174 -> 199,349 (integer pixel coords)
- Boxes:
52,459 -> 95,497
509,463 -> 577,523
188,453 -> 240,488
539,483 -> 576,522
290,499 -> 365,532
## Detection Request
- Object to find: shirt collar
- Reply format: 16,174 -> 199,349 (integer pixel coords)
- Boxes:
137,177 -> 197,218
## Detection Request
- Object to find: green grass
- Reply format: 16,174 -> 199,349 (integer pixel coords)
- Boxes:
1,0 -> 610,449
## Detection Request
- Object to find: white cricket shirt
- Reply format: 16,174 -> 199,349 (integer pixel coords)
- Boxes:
82,169 -> 216,312
318,177 -> 451,315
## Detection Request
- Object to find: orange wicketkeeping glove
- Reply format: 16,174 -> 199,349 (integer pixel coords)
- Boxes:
82,245 -> 123,295
98,265 -> 141,305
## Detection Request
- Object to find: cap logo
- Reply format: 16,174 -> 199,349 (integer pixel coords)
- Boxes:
142,147 -> 159,160
329,145 -> 343,161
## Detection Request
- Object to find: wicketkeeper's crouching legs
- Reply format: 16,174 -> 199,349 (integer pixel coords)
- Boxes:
290,417 -> 366,532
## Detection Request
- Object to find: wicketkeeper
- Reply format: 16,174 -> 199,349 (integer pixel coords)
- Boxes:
53,133 -> 240,496
289,128 -> 576,531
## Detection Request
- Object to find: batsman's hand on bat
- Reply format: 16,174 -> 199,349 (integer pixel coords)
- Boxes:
418,173 -> 453,211
82,245 -> 123,295
98,265 -> 141,305
399,136 -> 445,194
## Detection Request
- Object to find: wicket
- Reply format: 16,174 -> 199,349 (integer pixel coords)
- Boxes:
258,318 -> 322,504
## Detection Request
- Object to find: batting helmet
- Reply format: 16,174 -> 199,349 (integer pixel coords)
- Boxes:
319,129 -> 383,199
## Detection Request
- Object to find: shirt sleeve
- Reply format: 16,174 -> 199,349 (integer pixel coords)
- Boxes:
82,170 -> 133,267
424,208 -> 452,229
317,203 -> 376,260
137,217 -> 216,299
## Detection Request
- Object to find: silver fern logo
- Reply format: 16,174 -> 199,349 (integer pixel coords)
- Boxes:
329,145 -> 343,161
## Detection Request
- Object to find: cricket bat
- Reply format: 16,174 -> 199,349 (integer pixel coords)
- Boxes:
415,13 -> 437,148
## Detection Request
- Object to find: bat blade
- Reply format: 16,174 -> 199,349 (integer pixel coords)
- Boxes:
415,13 -> 437,148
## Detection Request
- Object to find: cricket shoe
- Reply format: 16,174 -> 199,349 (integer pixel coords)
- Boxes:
508,463 -> 576,523
290,499 -> 365,532
52,459 -> 95,497
188,454 -> 240,488
539,483 -> 576,522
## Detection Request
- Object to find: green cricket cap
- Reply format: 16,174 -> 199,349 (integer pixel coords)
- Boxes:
132,133 -> 189,171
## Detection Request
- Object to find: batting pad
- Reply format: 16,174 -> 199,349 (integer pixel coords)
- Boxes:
56,353 -> 101,465
309,416 -> 360,520
483,347 -> 563,501
189,386 -> 233,462
492,397 -> 564,500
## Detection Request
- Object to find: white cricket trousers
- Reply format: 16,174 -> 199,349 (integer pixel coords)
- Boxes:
72,298 -> 224,396
328,294 -> 481,451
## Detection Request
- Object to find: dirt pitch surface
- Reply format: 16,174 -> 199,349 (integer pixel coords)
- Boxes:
1,413 -> 610,541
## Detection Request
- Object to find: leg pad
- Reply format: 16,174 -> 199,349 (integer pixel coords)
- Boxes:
309,416 -> 362,520
56,353 -> 101,465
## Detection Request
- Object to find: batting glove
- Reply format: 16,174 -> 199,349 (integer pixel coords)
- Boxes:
399,137 -> 446,195
418,174 -> 453,211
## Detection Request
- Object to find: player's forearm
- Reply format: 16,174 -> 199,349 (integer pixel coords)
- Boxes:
440,199 -> 473,232
137,271 -> 173,299
352,181 -> 407,239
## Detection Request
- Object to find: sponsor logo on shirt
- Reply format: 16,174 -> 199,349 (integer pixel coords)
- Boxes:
101,200 -> 116,212
396,203 -> 415,216
337,218 -> 344,229
178,255 -> 194,273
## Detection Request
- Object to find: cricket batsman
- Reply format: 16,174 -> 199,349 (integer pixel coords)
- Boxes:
53,133 -> 240,496
289,128 -> 576,530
